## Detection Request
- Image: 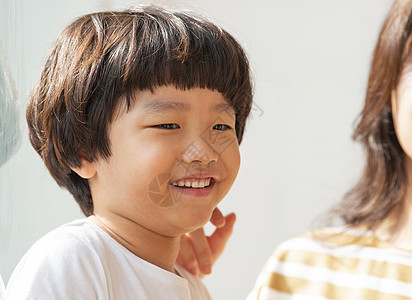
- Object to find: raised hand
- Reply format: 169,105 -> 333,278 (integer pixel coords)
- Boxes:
177,208 -> 236,277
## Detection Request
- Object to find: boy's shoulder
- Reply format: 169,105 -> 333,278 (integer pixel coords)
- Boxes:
7,219 -> 108,299
22,218 -> 105,259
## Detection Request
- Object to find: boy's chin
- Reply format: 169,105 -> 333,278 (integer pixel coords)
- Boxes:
166,209 -> 215,235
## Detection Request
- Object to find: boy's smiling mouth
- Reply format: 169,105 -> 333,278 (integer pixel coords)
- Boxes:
169,175 -> 217,197
170,177 -> 212,188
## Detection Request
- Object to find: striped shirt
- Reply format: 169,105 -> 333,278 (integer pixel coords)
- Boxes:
247,227 -> 412,300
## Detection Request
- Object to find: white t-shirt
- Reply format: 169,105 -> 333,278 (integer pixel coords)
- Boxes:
6,219 -> 211,300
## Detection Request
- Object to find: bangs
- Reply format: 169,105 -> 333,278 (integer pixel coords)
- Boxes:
87,8 -> 249,114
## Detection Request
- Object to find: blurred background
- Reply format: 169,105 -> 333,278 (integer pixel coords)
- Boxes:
0,0 -> 393,299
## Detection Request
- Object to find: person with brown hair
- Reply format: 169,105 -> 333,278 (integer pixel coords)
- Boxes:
6,6 -> 253,299
178,0 -> 412,299
247,0 -> 412,298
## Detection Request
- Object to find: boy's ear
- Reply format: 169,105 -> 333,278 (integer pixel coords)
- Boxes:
71,154 -> 96,179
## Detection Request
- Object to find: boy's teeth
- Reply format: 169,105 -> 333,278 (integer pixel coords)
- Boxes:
171,178 -> 212,188
192,181 -> 199,188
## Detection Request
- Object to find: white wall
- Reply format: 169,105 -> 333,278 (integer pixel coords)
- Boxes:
0,0 -> 393,299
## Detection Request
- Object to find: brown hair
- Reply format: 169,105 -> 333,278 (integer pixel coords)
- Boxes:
27,6 -> 253,216
335,0 -> 412,229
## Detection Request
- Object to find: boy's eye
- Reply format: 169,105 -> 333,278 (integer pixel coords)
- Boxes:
155,123 -> 181,130
213,124 -> 232,131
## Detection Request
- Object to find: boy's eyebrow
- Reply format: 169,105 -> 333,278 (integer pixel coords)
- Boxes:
142,101 -> 191,113
141,100 -> 235,115
214,103 -> 235,115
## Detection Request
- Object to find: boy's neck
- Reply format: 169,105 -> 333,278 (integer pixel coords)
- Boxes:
374,157 -> 412,250
89,214 -> 181,274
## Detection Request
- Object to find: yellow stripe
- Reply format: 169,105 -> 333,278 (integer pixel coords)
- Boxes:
265,272 -> 411,300
271,249 -> 412,283
303,228 -> 402,250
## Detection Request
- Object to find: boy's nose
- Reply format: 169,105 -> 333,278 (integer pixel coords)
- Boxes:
180,138 -> 218,166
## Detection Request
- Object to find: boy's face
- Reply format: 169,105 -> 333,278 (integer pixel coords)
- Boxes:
89,86 -> 240,236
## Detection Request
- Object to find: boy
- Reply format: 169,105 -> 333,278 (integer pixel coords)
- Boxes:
6,6 -> 252,299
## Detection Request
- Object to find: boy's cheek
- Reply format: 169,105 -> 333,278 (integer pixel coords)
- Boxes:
223,143 -> 241,172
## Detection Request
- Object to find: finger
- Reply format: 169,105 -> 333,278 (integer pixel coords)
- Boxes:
177,235 -> 200,276
208,212 -> 236,262
209,207 -> 225,228
187,228 -> 213,274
